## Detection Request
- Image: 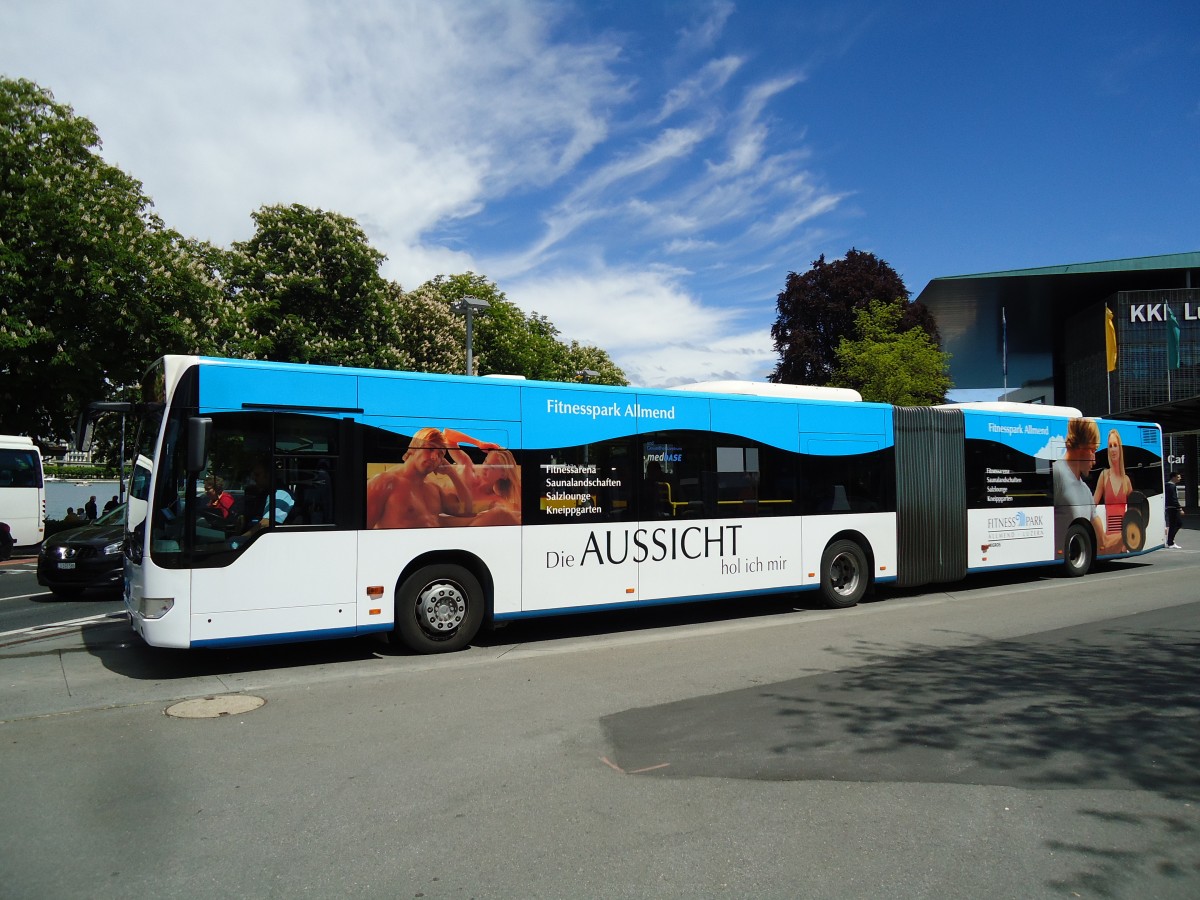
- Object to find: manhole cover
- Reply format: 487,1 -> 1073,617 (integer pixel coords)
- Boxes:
165,695 -> 266,719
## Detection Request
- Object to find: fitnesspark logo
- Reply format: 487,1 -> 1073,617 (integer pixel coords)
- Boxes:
987,512 -> 1044,530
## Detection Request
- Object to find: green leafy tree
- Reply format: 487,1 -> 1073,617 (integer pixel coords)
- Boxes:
562,341 -> 627,385
770,248 -> 939,386
418,272 -> 627,384
831,300 -> 952,405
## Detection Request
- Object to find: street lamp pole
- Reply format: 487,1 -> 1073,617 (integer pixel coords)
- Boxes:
452,295 -> 490,375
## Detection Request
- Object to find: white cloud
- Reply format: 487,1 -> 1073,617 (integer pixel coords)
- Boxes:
0,0 -> 625,253
664,237 -> 720,254
654,55 -> 743,123
507,268 -> 775,387
676,0 -> 737,54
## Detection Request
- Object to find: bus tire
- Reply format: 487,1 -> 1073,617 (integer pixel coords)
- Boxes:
394,564 -> 485,654
1062,523 -> 1093,577
819,539 -> 868,608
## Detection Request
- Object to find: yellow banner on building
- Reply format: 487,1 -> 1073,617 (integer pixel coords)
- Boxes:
1105,306 -> 1118,372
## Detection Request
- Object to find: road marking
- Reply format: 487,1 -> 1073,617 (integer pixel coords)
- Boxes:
0,612 -> 124,640
0,591 -> 54,603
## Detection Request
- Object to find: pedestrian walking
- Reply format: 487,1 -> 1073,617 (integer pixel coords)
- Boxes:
1166,471 -> 1185,548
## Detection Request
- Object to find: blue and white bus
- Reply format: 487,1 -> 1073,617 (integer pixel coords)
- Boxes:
119,355 -> 1165,652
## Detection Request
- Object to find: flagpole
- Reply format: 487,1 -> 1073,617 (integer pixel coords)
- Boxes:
1167,304 -> 1173,402
1001,307 -> 1007,399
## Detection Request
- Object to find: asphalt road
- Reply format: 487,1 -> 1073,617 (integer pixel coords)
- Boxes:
1,550 -> 1199,899
0,555 -> 124,634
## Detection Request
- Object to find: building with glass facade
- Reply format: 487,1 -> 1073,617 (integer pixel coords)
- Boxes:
917,252 -> 1200,491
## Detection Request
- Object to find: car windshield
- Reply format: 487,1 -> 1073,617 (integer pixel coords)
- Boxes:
93,504 -> 126,526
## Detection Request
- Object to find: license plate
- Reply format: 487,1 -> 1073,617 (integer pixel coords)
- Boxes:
57,562 -> 75,570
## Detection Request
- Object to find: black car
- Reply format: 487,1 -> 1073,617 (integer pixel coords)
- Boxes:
37,504 -> 126,597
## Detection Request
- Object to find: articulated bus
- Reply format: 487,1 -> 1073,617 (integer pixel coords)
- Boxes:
0,434 -> 46,552
120,355 -> 1164,652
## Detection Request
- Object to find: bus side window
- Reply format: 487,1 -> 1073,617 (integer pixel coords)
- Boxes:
280,458 -> 335,526
709,442 -> 796,518
642,432 -> 711,519
800,447 -> 894,515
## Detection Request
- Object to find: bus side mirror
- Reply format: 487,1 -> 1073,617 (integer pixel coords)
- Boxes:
75,401 -> 136,452
187,417 -> 212,474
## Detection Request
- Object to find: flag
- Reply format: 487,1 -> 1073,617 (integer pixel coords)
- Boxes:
1105,306 -> 1117,372
1167,304 -> 1181,369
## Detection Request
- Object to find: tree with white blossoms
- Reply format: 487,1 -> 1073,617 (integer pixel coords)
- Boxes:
0,77 -> 232,441
223,203 -> 422,370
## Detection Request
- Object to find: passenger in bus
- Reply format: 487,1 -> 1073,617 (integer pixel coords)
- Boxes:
366,427 -> 511,529
641,460 -> 672,519
1092,429 -> 1133,553
241,460 -> 294,537
203,474 -> 236,522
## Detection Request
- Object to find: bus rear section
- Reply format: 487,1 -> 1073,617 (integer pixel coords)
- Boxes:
0,435 -> 45,551
895,404 -> 1164,582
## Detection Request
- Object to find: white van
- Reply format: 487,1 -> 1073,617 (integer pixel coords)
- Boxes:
0,435 -> 46,548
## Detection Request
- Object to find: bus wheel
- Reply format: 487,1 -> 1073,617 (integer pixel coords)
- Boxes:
820,539 -> 868,608
1063,524 -> 1093,577
395,564 -> 484,654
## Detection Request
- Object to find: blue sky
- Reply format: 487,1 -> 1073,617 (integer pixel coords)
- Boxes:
2,1 -> 1197,389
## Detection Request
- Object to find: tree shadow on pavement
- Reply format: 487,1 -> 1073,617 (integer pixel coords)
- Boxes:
603,601 -> 1200,895
602,601 -> 1200,798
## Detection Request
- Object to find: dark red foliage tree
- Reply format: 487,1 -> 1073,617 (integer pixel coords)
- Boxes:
770,248 -> 939,385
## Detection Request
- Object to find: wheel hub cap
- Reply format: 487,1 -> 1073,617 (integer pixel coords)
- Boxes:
831,554 -> 859,595
417,581 -> 467,633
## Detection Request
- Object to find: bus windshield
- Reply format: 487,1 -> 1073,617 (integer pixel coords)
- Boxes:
148,397 -> 338,565
0,436 -> 46,547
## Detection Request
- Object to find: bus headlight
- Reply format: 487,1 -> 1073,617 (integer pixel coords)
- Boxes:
137,597 -> 174,619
